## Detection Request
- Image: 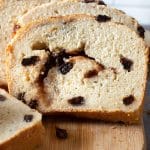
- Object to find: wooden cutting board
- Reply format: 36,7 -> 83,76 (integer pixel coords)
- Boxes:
39,117 -> 145,150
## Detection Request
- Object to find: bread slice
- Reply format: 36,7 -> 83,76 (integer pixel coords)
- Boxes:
0,0 -> 59,87
18,1 -> 145,40
0,89 -> 44,150
7,15 -> 148,123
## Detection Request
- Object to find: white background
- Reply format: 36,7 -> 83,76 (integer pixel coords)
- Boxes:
106,0 -> 150,25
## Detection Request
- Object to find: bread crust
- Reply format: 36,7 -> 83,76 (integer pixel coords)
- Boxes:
0,122 -> 45,150
43,110 -> 141,124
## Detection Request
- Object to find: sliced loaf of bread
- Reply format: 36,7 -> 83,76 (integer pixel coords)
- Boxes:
7,15 -> 148,123
18,1 -> 145,39
0,89 -> 44,150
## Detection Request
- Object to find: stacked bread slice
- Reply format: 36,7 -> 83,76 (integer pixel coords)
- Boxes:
0,89 -> 44,150
18,0 -> 145,39
7,12 -> 148,123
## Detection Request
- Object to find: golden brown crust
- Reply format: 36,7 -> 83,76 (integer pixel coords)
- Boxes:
0,122 -> 45,150
43,109 -> 141,124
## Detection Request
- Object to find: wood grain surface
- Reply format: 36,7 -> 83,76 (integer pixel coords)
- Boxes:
40,117 -> 145,150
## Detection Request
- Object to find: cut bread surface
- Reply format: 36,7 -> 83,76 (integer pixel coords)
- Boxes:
7,15 -> 148,123
18,1 -> 144,39
0,89 -> 44,150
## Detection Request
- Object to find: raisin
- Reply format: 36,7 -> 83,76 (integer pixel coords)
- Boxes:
96,15 -> 111,22
137,25 -> 145,38
55,56 -> 64,66
84,70 -> 98,78
84,64 -> 104,78
68,96 -> 85,106
0,95 -> 6,101
59,62 -> 73,75
13,24 -> 21,34
24,114 -> 33,122
98,1 -> 106,5
84,0 -> 106,5
22,56 -> 40,66
84,0 -> 95,3
56,127 -> 68,139
28,100 -> 38,109
54,50 -> 69,66
37,47 -> 97,81
123,95 -> 134,105
38,50 -> 69,82
120,56 -> 133,72
17,92 -> 26,104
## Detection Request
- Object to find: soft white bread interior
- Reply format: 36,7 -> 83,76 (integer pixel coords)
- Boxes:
0,89 -> 44,150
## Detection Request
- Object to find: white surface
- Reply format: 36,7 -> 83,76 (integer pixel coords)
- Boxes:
106,0 -> 150,25
114,0 -> 150,6
113,6 -> 150,25
104,0 -> 115,5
